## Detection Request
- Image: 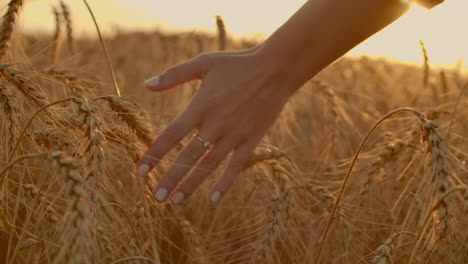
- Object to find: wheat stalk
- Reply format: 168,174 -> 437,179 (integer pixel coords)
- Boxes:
180,218 -> 208,264
81,0 -> 120,96
0,0 -> 24,60
23,184 -> 59,223
42,66 -> 86,97
51,6 -> 62,64
314,107 -> 427,263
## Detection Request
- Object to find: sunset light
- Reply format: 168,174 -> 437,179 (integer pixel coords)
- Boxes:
21,0 -> 468,66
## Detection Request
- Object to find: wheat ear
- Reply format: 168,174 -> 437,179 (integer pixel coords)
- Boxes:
371,232 -> 415,264
0,80 -> 19,159
96,96 -> 154,146
78,102 -> 104,204
420,120 -> 452,240
0,0 -> 24,60
360,139 -> 405,205
0,64 -> 48,107
244,146 -> 286,170
60,1 -> 74,54
215,15 -> 227,51
42,66 -> 86,97
50,151 -> 91,264
418,39 -> 430,90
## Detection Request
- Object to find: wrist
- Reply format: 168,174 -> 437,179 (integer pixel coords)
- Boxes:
252,43 -> 308,96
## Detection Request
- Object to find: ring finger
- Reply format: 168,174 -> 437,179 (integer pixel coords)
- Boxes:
153,128 -> 219,202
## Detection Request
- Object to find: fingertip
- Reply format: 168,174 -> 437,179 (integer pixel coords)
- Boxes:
144,76 -> 161,90
137,163 -> 150,177
210,191 -> 221,203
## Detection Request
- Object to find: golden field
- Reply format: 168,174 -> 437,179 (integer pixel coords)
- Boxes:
0,1 -> 467,263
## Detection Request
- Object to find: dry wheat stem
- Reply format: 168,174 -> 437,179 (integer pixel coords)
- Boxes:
0,0 -> 24,60
0,153 -> 48,183
51,6 -> 62,64
110,256 -> 158,264
42,66 -> 86,96
23,184 -> 59,223
103,126 -> 142,162
7,97 -> 82,163
446,81 -> 467,143
314,107 -> 426,263
180,218 -> 208,264
82,0 -> 120,96
408,186 -> 467,264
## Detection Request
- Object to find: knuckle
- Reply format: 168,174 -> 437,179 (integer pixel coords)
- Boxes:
196,52 -> 212,63
195,52 -> 216,69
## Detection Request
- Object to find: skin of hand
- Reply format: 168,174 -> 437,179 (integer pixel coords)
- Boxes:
137,48 -> 294,205
137,0 -> 410,205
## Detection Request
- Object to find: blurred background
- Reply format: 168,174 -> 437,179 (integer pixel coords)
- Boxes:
20,0 -> 468,66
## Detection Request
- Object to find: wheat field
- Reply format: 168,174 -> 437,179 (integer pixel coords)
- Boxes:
0,1 -> 467,264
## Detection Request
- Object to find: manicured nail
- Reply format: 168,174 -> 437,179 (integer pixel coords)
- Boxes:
154,188 -> 168,202
171,192 -> 185,205
210,191 -> 221,202
138,164 -> 150,177
144,76 -> 160,88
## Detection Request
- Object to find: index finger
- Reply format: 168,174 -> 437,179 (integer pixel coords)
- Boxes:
137,110 -> 199,177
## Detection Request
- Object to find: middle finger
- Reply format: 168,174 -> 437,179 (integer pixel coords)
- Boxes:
153,129 -> 219,202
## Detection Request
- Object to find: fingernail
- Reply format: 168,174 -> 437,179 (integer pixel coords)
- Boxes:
171,192 -> 185,205
210,191 -> 221,202
138,164 -> 150,177
154,188 -> 168,202
144,76 -> 160,88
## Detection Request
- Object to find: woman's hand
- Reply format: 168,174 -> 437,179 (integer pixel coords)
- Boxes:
137,47 -> 298,205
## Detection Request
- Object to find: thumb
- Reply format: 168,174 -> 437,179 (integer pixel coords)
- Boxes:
144,54 -> 211,91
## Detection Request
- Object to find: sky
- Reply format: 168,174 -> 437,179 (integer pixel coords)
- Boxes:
18,0 -> 468,66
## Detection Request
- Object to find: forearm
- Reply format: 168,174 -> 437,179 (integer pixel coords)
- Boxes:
257,0 -> 410,90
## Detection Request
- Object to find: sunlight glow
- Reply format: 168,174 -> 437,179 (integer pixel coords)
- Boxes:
17,0 -> 468,66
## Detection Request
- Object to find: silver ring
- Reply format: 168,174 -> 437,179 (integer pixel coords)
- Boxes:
196,135 -> 212,149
